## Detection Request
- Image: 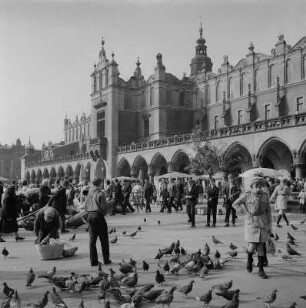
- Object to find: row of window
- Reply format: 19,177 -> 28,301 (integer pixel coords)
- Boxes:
213,97 -> 304,129
65,123 -> 90,143
93,71 -> 109,92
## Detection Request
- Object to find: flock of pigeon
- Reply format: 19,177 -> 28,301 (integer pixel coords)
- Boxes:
1,217 -> 306,308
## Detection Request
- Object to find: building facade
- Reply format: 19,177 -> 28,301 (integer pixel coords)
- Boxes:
22,26 -> 306,183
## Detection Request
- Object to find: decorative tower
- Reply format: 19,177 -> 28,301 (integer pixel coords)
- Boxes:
154,53 -> 166,81
190,23 -> 212,75
108,51 -> 119,85
134,57 -> 142,79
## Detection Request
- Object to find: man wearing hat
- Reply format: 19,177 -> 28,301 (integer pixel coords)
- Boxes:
233,176 -> 273,279
34,207 -> 60,245
85,177 -> 111,266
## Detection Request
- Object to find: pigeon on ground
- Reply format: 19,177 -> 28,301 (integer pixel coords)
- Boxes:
288,238 -> 297,246
1,298 -> 10,308
215,289 -> 240,301
129,258 -> 137,267
287,232 -> 296,241
214,250 -> 221,259
38,267 -> 56,279
198,264 -> 209,278
291,224 -> 298,231
155,249 -> 164,260
163,261 -> 170,273
110,236 -> 118,244
227,250 -> 238,258
2,283 -> 14,298
129,231 -> 138,238
109,268 -> 123,281
10,289 -> 21,308
212,280 -> 233,291
142,260 -> 149,271
155,286 -> 176,308
212,235 -> 223,245
158,220 -> 161,225
97,263 -> 108,278
144,218 -> 146,222
221,292 -> 239,308
180,247 -> 186,255
162,242 -> 175,255
203,243 -> 210,256
26,268 -> 36,287
109,228 -> 115,234
170,262 -> 183,276
257,289 -> 277,308
288,303 -> 297,308
138,226 -> 141,231
122,231 -> 126,235
31,291 -> 50,308
69,233 -> 76,241
122,269 -> 138,288
300,295 -> 306,300
50,287 -> 68,308
119,262 -> 134,275
229,242 -> 238,250
178,280 -> 194,297
2,247 -> 9,258
74,281 -> 86,296
142,289 -> 165,302
155,270 -> 165,285
286,243 -> 302,256
274,233 -> 279,241
195,289 -> 212,305
299,218 -> 306,224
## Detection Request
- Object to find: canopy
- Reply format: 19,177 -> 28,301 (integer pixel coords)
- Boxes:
239,168 -> 290,179
154,172 -> 193,180
0,176 -> 9,182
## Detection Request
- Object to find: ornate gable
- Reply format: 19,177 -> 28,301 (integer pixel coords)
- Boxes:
292,36 -> 306,50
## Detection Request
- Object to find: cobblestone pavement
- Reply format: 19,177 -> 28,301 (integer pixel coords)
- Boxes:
0,206 -> 305,308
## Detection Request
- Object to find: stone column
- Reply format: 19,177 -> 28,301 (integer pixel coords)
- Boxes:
292,150 -> 304,180
149,173 -> 155,183
167,162 -> 173,173
294,165 -> 303,180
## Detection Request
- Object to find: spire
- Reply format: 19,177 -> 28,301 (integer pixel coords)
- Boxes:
155,53 -> 165,69
196,22 -> 206,55
99,37 -> 107,62
134,57 -> 142,79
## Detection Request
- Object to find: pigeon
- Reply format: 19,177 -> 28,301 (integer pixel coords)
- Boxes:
215,289 -> 240,301
155,286 -> 176,308
138,226 -> 141,231
198,264 -> 209,278
138,284 -> 154,294
129,231 -> 138,238
97,263 -> 108,278
38,266 -> 56,279
214,250 -> 221,259
109,228 -> 115,234
300,295 -> 306,300
227,250 -> 238,258
291,224 -> 298,231
212,235 -> 223,245
110,236 -> 118,244
286,243 -> 302,256
74,281 -> 86,296
2,283 -> 14,298
142,289 -> 165,302
162,242 -> 175,255
180,247 -> 186,255
195,289 -> 212,305
163,261 -> 170,273
299,218 -> 306,224
122,231 -> 126,235
203,243 -> 210,256
158,220 -> 161,225
31,291 -> 50,308
119,262 -> 134,275
10,289 -> 21,308
178,280 -> 194,296
122,269 -> 138,288
129,257 -> 137,267
2,247 -> 9,258
274,233 -> 279,241
170,262 -> 183,276
221,292 -> 239,308
50,287 -> 68,308
155,249 -> 164,260
257,289 -> 277,308
287,232 -> 296,241
142,260 -> 149,271
288,303 -> 297,308
288,238 -> 297,246
212,279 -> 233,291
155,270 -> 165,285
69,233 -> 76,241
26,268 -> 36,287
144,218 -> 146,222
229,242 -> 238,250
65,275 -> 76,292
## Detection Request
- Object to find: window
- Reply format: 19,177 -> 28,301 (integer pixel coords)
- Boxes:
179,90 -> 185,106
214,115 -> 219,129
76,128 -> 78,140
144,118 -> 149,138
264,104 -> 271,120
99,73 -> 102,89
302,56 -> 306,79
228,78 -> 233,98
93,75 -> 97,92
254,69 -> 258,92
97,111 -> 105,138
240,74 -> 245,96
238,110 -> 243,125
216,81 -> 221,102
297,97 -> 303,114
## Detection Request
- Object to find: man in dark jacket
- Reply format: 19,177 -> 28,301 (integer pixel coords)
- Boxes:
49,180 -> 70,233
175,178 -> 184,211
113,178 -> 123,215
206,178 -> 219,227
167,178 -> 177,213
123,180 -> 134,213
143,179 -> 153,213
185,179 -> 198,228
223,175 -> 240,227
0,181 -> 3,208
85,177 -> 111,266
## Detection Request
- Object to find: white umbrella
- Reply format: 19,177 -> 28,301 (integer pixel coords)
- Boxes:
239,168 -> 287,179
0,176 -> 9,182
155,171 -> 193,180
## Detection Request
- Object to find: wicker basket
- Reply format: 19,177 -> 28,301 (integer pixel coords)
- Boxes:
35,243 -> 65,260
62,246 -> 78,258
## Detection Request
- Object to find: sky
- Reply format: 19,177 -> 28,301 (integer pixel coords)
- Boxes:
0,0 -> 305,148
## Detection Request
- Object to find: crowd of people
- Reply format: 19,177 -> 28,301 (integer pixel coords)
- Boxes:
0,173 -> 306,269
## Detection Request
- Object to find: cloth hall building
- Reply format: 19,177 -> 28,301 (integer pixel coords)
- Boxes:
21,26 -> 306,183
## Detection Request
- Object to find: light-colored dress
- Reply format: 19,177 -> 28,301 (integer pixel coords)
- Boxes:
270,184 -> 291,211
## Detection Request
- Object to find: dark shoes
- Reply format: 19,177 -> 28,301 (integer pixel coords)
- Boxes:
258,270 -> 268,279
224,223 -> 230,227
15,236 -> 25,241
91,262 -> 99,266
205,224 -> 210,227
276,224 -> 282,228
211,224 -> 216,228
104,260 -> 112,265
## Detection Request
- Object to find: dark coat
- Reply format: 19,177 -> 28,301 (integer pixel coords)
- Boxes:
115,182 -> 123,202
49,187 -> 67,215
185,183 -> 198,205
207,185 -> 219,206
144,183 -> 154,198
175,182 -> 184,201
123,182 -> 132,198
0,192 -> 18,233
223,184 -> 240,206
38,186 -> 51,209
